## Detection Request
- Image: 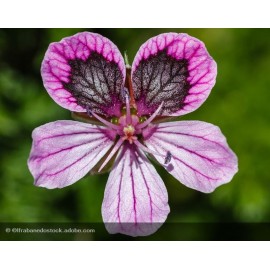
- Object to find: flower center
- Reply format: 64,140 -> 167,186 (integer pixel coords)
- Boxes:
86,88 -> 169,172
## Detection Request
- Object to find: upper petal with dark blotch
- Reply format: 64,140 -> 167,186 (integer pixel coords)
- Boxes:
102,144 -> 170,237
143,121 -> 238,193
41,32 -> 126,117
28,120 -> 116,189
131,33 -> 217,116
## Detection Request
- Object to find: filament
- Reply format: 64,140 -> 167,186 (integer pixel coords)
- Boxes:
98,138 -> 125,172
136,102 -> 164,130
87,108 -> 121,132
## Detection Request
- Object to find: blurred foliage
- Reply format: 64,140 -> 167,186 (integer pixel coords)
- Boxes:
0,29 -> 270,240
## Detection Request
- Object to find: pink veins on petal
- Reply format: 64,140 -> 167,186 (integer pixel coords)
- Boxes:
28,32 -> 238,237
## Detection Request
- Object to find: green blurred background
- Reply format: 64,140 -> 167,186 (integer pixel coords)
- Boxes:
0,29 -> 270,240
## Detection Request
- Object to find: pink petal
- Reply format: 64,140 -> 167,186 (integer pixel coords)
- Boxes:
28,120 -> 115,189
41,32 -> 126,117
102,144 -> 170,237
143,121 -> 238,193
132,33 -> 217,117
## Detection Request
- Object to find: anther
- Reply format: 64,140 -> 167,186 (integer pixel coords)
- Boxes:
86,106 -> 93,116
121,87 -> 132,125
164,151 -> 172,164
121,87 -> 130,101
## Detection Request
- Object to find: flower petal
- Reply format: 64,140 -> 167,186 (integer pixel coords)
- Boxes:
28,120 -> 116,189
41,32 -> 126,117
132,33 -> 217,117
143,121 -> 238,193
102,144 -> 170,237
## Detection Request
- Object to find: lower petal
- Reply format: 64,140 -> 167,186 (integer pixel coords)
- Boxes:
102,144 -> 170,237
28,120 -> 115,189
143,121 -> 238,193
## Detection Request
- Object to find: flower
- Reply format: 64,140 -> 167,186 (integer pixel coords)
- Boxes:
28,32 -> 238,237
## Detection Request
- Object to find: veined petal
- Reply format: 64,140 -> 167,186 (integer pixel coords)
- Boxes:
143,121 -> 238,193
41,32 -> 126,117
28,120 -> 116,189
131,33 -> 217,117
102,144 -> 170,237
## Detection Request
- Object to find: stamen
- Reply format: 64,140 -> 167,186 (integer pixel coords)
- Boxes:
122,88 -> 132,125
98,138 -> 125,172
87,107 -> 121,131
136,102 -> 164,130
121,87 -> 129,101
164,151 -> 172,164
134,140 -> 165,158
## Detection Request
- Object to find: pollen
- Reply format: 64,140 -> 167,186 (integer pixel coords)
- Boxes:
123,125 -> 135,135
123,125 -> 137,144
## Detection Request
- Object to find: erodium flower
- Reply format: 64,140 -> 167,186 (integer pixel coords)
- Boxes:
28,32 -> 238,236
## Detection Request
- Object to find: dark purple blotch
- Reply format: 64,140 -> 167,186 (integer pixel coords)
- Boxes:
63,52 -> 124,117
132,50 -> 191,116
